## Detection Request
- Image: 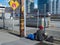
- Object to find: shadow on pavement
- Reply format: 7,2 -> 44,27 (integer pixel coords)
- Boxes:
35,42 -> 53,45
8,32 -> 20,37
0,27 -> 3,29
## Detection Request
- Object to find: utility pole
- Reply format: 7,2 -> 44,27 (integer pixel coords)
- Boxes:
20,0 -> 24,37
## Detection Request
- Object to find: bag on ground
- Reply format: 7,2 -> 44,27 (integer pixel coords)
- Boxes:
27,34 -> 35,40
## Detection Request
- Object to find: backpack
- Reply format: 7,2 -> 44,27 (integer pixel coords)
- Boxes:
27,34 -> 35,40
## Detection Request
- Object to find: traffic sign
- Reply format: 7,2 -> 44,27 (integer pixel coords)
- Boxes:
9,0 -> 19,10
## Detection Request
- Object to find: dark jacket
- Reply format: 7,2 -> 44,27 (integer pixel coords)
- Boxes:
36,30 -> 44,41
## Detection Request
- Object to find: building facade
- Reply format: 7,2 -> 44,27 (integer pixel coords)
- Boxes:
57,0 -> 60,14
38,0 -> 49,14
38,0 -> 60,15
30,2 -> 34,13
49,0 -> 60,15
49,0 -> 53,14
26,0 -> 34,13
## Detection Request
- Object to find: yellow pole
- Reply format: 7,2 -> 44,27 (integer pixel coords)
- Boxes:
20,0 -> 24,37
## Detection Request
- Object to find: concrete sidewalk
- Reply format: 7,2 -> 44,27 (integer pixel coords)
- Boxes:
26,27 -> 60,41
2,38 -> 60,45
0,29 -> 60,45
0,29 -> 20,45
0,29 -> 45,45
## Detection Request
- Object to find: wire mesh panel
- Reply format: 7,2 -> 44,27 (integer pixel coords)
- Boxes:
4,12 -> 20,34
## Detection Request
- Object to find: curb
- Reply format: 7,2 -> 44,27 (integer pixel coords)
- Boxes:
54,38 -> 60,42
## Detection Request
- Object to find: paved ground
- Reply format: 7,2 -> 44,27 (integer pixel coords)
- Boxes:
2,38 -> 57,45
0,29 -> 20,45
0,19 -> 60,45
26,27 -> 60,40
0,29 -> 60,45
